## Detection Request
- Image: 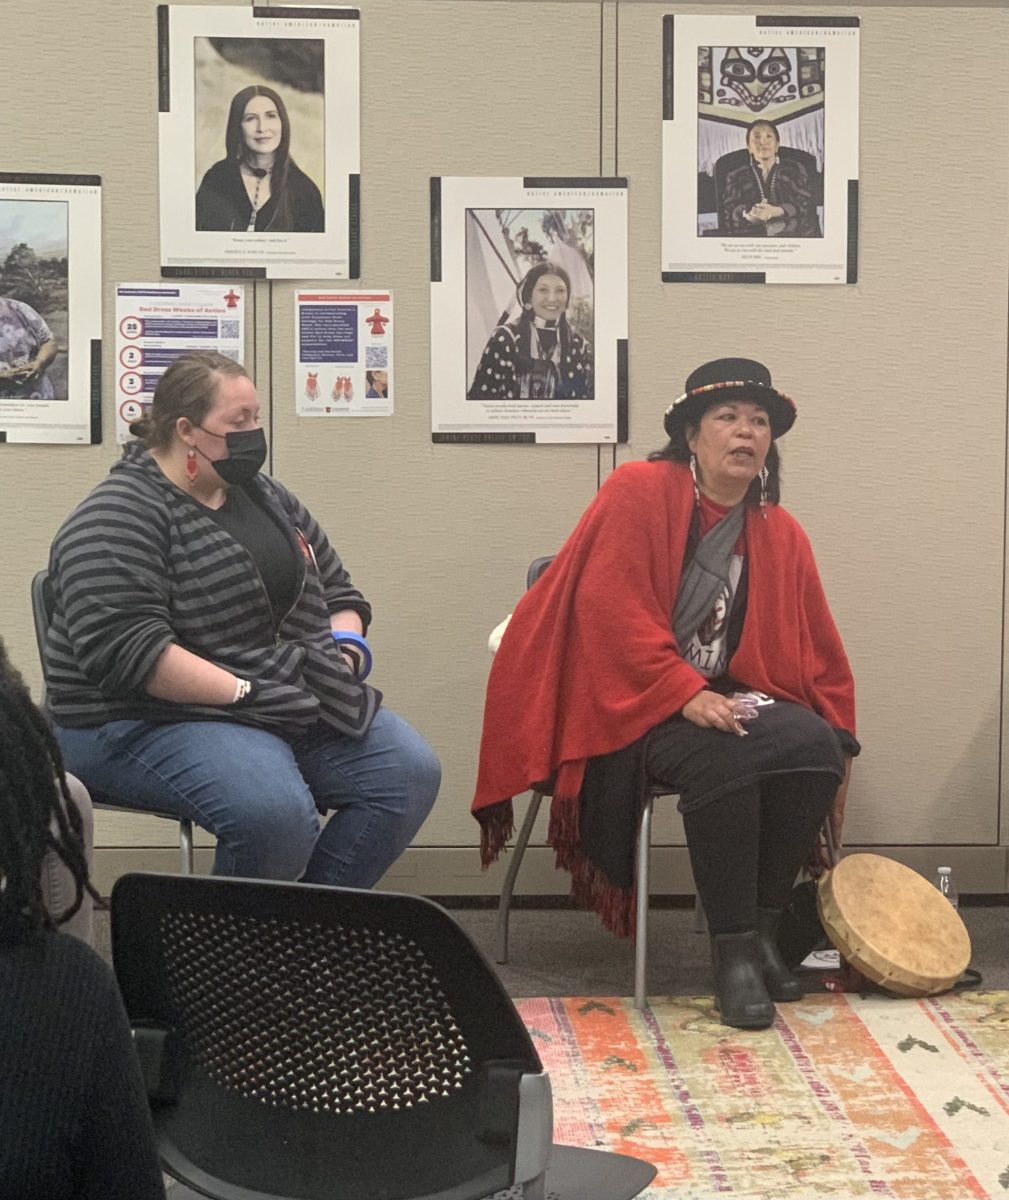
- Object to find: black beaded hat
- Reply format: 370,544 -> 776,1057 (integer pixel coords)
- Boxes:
663,357 -> 797,440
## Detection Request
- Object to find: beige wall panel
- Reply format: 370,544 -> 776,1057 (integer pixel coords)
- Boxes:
269,0 -> 605,854
94,810 -> 216,850
3,0 -> 258,848
616,5 -> 1009,846
6,1 -> 1009,877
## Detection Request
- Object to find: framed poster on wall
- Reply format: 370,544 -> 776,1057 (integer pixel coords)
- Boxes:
158,4 -> 360,280
661,14 -> 859,285
0,173 -> 101,445
430,176 -> 628,444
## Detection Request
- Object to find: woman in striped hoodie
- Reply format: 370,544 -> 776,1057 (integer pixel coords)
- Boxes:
46,351 -> 439,886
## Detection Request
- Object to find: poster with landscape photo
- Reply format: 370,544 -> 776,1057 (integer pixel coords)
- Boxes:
0,174 -> 101,443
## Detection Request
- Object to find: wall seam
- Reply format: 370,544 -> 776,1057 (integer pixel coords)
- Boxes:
1001,222 -> 1009,869
268,279 -> 275,475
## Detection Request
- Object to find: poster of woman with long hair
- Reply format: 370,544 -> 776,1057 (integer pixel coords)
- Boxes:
159,6 -> 359,280
431,178 -> 627,444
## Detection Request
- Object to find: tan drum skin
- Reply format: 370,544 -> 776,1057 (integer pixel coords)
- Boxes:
817,853 -> 971,997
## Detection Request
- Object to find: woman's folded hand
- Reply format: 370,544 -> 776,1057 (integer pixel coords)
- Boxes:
681,689 -> 748,737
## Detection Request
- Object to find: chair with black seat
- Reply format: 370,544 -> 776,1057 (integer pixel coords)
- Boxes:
111,872 -> 657,1200
31,569 -> 194,874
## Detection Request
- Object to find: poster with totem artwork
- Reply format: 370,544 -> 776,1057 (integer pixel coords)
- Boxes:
661,14 -> 860,285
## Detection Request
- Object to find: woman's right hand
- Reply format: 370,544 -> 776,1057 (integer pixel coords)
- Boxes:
681,689 -> 748,736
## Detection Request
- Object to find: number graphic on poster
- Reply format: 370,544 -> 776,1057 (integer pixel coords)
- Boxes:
119,345 -> 144,368
119,315 -> 144,339
118,399 -> 145,423
120,372 -> 143,395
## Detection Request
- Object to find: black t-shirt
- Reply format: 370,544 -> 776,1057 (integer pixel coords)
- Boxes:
207,484 -> 299,622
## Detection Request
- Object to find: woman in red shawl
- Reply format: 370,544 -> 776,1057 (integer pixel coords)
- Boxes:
473,358 -> 857,1030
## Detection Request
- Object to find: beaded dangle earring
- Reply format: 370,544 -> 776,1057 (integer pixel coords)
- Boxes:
186,448 -> 199,484
759,465 -> 769,519
689,452 -> 700,504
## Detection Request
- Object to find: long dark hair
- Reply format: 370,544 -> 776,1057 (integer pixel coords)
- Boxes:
225,84 -> 296,231
647,410 -> 782,508
500,262 -> 575,390
0,640 -> 99,944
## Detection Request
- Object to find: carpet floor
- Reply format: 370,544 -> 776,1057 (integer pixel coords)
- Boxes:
516,990 -> 1009,1199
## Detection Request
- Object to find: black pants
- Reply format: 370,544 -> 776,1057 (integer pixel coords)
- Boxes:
680,771 -> 837,935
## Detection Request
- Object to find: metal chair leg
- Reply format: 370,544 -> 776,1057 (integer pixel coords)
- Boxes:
823,818 -> 839,868
495,791 -> 544,964
633,795 -> 653,1010
179,818 -> 194,875
521,1174 -> 546,1200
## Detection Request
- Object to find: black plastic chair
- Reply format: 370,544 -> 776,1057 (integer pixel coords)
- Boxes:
31,569 -> 194,874
112,873 -> 656,1200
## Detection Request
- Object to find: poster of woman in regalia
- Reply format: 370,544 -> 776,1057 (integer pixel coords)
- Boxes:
430,176 -> 627,444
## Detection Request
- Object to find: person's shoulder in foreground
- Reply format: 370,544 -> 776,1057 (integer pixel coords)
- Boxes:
0,929 -> 167,1200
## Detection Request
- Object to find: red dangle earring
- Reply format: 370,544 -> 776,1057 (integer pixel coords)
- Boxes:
186,448 -> 198,484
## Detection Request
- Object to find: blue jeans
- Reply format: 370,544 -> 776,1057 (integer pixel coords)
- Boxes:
55,709 -> 440,888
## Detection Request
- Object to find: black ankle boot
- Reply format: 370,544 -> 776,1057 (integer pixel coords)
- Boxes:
710,930 -> 775,1030
756,907 -> 805,1002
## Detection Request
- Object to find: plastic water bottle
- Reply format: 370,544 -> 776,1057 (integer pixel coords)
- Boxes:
936,866 -> 959,910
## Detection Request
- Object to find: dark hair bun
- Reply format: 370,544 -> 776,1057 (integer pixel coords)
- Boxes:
128,416 -> 151,439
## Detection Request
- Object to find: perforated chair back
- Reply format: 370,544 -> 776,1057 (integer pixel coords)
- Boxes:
112,873 -> 549,1200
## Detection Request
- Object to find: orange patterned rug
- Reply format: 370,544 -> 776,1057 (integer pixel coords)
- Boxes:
515,991 -> 1009,1199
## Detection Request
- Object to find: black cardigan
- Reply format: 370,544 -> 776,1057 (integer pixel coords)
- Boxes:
195,158 -> 325,233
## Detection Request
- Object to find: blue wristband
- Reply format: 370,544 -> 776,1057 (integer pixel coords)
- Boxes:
331,630 -> 372,680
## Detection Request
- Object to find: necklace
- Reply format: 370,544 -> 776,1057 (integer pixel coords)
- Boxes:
242,164 -> 272,232
749,155 -> 778,203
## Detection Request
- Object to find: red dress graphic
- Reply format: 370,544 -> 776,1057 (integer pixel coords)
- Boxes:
365,308 -> 389,335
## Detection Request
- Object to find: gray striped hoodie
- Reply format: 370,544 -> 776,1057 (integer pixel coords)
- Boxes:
46,443 -> 380,738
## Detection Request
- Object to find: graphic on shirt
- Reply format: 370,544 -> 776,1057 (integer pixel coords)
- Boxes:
682,554 -> 743,678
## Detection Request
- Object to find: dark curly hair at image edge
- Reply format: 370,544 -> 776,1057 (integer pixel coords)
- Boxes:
0,639 -> 100,943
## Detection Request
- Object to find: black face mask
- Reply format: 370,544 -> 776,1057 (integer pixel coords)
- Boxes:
196,427 -> 268,485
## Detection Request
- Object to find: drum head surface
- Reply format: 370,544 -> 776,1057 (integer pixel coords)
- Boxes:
817,853 -> 971,996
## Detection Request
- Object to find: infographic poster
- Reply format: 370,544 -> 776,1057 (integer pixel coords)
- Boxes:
115,282 -> 245,442
295,289 -> 393,417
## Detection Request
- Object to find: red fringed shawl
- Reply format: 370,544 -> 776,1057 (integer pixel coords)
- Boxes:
472,460 -> 856,934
